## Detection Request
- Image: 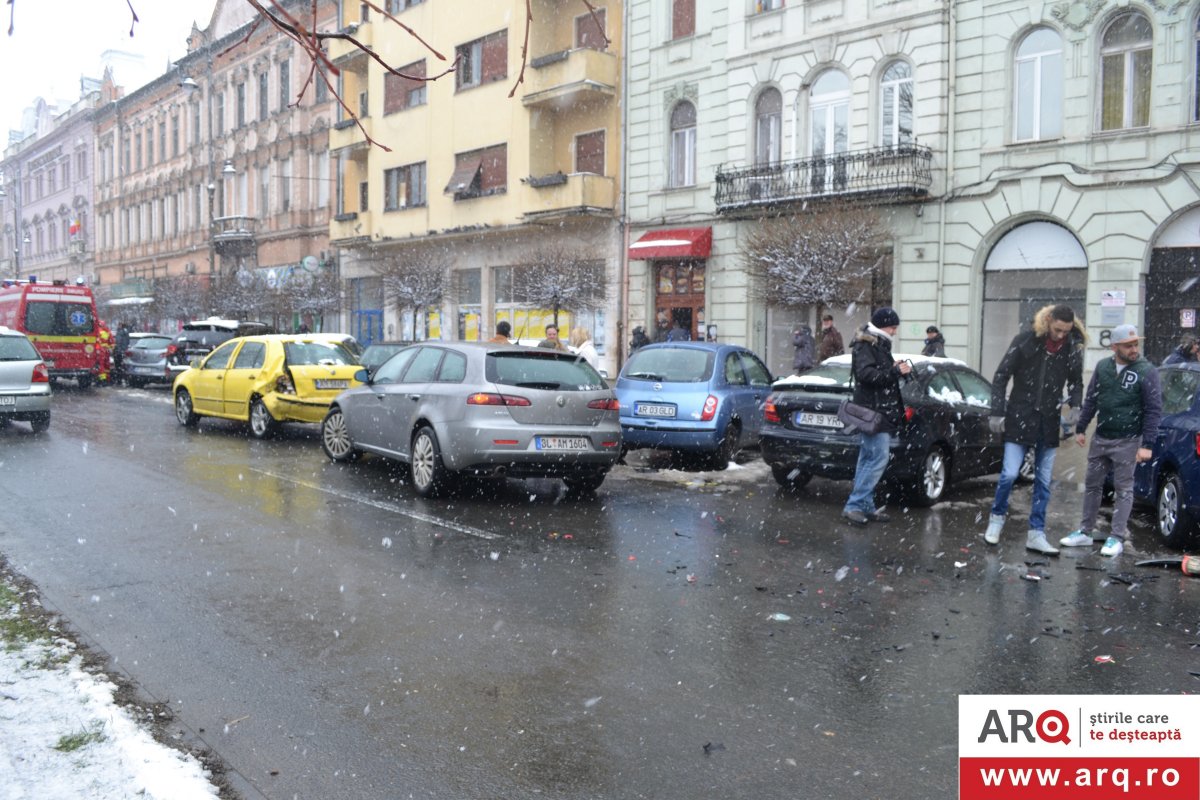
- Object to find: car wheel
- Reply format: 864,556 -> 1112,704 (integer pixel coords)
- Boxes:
174,390 -> 199,427
708,422 -> 741,470
563,473 -> 607,493
321,408 -> 360,462
127,377 -> 144,389
910,445 -> 950,507
249,398 -> 278,439
771,464 -> 813,490
410,426 -> 455,498
1157,472 -> 1197,549
1017,448 -> 1035,483
28,411 -> 50,434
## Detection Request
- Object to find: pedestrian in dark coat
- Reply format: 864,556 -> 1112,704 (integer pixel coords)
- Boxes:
792,323 -> 815,373
982,304 -> 1087,555
1161,335 -> 1198,365
841,307 -> 911,527
921,325 -> 946,357
665,319 -> 690,341
817,313 -> 844,361
629,326 -> 651,354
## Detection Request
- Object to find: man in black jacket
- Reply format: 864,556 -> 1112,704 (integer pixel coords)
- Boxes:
983,304 -> 1086,554
841,307 -> 912,526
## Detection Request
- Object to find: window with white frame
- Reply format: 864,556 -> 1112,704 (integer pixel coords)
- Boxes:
880,60 -> 914,146
754,88 -> 782,165
1194,16 -> 1200,121
809,69 -> 849,158
753,0 -> 784,13
1100,11 -> 1152,131
1014,28 -> 1062,141
669,101 -> 697,187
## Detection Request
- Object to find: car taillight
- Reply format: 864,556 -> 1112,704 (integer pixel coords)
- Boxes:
764,393 -> 780,423
467,392 -> 531,407
32,363 -> 49,383
700,395 -> 719,421
587,398 -> 620,411
1195,433 -> 1200,458
904,406 -> 915,422
275,373 -> 296,394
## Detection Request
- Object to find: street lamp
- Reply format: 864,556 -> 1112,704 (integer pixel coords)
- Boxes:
180,70 -> 217,276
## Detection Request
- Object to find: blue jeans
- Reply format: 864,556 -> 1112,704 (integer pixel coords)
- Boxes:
991,441 -> 1057,532
844,431 -> 892,515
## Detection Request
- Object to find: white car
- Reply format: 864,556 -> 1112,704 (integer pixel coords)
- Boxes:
0,325 -> 51,433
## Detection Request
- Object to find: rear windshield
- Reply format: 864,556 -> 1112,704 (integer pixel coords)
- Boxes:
132,336 -> 173,349
0,335 -> 40,360
486,351 -> 604,390
623,347 -> 714,383
780,363 -> 851,388
284,341 -> 356,366
177,330 -> 234,348
24,300 -> 95,336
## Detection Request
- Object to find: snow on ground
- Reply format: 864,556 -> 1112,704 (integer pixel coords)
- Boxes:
0,573 -> 222,800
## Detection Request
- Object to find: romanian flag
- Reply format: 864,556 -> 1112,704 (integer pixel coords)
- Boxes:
69,219 -> 80,236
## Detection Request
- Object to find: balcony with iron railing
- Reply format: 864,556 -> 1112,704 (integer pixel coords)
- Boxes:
211,215 -> 257,256
714,144 -> 933,212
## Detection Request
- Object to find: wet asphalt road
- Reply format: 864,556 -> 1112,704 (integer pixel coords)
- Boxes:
0,386 -> 1197,799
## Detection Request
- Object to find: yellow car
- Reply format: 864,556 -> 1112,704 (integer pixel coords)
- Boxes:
173,334 -> 364,438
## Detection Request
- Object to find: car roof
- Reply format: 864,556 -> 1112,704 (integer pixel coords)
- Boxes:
821,352 -> 968,367
630,341 -> 742,352
1160,362 -> 1200,372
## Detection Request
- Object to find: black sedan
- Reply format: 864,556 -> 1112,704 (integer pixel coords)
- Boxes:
760,354 -> 1003,505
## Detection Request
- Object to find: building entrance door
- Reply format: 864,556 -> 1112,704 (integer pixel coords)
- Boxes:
1147,248 -> 1200,364
653,261 -> 705,341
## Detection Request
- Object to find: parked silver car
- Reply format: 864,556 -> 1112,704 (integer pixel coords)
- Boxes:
123,333 -> 176,388
320,342 -> 622,496
0,325 -> 51,433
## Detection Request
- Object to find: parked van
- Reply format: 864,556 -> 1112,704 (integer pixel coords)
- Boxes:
0,279 -> 104,388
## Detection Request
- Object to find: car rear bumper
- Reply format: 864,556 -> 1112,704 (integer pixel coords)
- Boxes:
126,364 -> 173,382
760,427 -> 921,480
619,422 -> 721,452
439,423 -> 622,474
0,389 -> 51,416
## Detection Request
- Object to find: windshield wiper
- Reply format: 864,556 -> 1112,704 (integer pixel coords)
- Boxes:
627,371 -> 664,380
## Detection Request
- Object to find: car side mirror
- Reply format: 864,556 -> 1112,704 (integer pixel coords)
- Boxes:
354,368 -> 371,384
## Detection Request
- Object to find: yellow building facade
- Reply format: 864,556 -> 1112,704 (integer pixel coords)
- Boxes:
329,0 -> 624,373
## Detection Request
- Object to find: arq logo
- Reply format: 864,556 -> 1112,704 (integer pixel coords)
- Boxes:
977,708 -> 1071,745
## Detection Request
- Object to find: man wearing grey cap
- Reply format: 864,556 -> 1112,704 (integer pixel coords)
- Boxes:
1059,323 -> 1162,557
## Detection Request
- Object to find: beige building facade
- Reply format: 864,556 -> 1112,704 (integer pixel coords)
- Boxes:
92,0 -> 336,330
329,0 -> 624,374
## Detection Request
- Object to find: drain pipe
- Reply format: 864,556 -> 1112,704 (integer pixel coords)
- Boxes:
937,2 -> 957,358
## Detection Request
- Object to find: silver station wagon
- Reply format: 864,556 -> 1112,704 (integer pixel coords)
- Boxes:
321,342 -> 622,496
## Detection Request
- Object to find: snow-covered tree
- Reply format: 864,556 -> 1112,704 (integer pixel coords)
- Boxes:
742,202 -> 892,311
514,245 -> 605,329
151,275 -> 211,323
373,253 -> 450,341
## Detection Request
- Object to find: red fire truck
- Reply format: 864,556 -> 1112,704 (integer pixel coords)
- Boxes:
0,279 -> 107,388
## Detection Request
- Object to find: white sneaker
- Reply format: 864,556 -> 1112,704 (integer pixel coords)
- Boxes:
1100,537 -> 1124,557
984,514 -> 1004,545
1059,530 -> 1093,547
1026,531 -> 1060,555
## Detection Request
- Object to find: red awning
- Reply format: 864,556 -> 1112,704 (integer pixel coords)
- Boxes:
627,227 -> 712,260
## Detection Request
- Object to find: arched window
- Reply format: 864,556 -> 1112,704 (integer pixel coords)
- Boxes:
1014,27 -> 1062,141
1100,11 -> 1152,131
754,88 -> 782,165
669,101 -> 697,187
809,70 -> 849,158
880,60 -> 914,147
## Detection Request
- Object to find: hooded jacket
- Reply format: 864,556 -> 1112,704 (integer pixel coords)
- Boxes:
850,325 -> 905,432
792,325 -> 815,371
990,306 -> 1087,448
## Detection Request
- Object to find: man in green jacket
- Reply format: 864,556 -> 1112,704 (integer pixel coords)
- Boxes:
1059,324 -> 1162,557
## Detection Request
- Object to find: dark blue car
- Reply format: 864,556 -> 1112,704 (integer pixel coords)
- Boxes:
1134,363 -> 1200,547
615,342 -> 773,469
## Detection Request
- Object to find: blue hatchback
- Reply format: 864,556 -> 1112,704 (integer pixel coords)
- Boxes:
615,342 -> 774,468
1133,363 -> 1200,548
